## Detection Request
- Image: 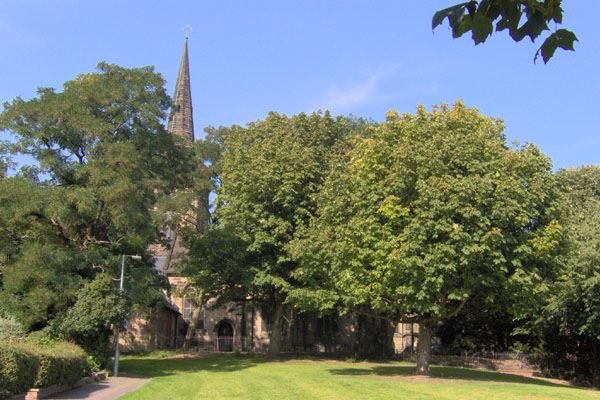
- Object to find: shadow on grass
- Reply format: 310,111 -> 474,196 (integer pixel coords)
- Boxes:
120,353 -> 269,378
328,365 -> 566,388
120,353 -> 572,390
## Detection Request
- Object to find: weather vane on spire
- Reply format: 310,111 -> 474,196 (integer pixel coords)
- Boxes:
183,24 -> 193,38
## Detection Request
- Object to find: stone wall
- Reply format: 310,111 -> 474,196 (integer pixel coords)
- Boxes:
120,307 -> 183,351
125,274 -> 419,355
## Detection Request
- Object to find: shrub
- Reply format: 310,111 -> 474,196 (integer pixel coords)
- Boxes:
31,342 -> 89,388
0,341 -> 89,399
0,344 -> 38,399
61,274 -> 128,368
0,316 -> 25,342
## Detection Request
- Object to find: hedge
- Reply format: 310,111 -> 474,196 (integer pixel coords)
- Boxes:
0,341 -> 89,399
0,345 -> 38,399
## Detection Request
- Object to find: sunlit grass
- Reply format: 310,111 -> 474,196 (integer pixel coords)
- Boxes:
118,353 -> 599,400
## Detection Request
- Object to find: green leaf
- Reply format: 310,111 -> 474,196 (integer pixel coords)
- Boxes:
546,0 -> 564,24
513,12 -> 548,42
454,17 -> 473,38
432,2 -> 473,30
554,29 -> 578,51
472,14 -> 494,44
433,0 -> 576,63
534,29 -> 578,64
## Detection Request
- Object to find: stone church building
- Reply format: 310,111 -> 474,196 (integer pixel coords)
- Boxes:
121,39 -> 418,356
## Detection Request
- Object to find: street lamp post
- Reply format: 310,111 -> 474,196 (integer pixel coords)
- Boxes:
113,254 -> 142,377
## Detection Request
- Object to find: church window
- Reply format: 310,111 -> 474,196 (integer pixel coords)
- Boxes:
260,303 -> 273,332
183,298 -> 193,321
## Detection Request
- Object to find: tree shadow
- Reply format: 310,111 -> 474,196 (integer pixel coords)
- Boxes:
328,365 -> 568,388
120,353 -> 269,377
121,354 -> 574,390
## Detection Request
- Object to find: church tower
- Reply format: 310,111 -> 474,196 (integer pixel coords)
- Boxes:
156,37 -> 196,276
167,37 -> 194,143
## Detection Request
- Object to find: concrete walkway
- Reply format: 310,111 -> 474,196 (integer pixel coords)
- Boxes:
46,377 -> 149,400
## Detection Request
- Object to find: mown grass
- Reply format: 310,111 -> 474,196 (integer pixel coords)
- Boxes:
118,353 -> 599,400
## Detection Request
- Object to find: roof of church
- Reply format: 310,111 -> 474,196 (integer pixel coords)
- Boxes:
167,37 -> 194,143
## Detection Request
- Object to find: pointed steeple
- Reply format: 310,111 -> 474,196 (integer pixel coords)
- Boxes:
167,37 -> 194,144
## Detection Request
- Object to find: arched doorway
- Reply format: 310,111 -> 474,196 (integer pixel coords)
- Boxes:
216,320 -> 234,352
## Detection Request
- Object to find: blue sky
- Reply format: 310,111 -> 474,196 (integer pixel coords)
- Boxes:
1,1 -> 598,169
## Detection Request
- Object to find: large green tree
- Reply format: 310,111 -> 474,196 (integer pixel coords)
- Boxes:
291,103 -> 564,374
540,166 -> 600,387
213,112 -> 365,355
0,63 -> 188,358
433,0 -> 577,63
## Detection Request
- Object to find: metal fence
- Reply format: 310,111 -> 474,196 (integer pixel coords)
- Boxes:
216,336 -> 234,352
193,336 -> 254,352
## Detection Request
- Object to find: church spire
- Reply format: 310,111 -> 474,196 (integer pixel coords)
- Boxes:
167,37 -> 194,144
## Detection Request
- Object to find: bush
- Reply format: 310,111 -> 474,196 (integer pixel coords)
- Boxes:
0,341 -> 89,399
31,342 -> 89,388
0,316 -> 25,342
0,345 -> 38,399
61,274 -> 128,368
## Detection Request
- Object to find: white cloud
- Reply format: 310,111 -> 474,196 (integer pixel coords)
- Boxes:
313,64 -> 401,112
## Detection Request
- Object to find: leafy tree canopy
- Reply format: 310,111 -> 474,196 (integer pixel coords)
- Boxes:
556,165 -> 600,207
291,102 -> 564,373
542,165 -> 600,387
207,112 -> 367,355
181,225 -> 253,305
0,63 -> 188,338
433,0 -> 577,63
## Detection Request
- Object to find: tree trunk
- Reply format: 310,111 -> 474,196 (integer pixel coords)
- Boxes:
269,300 -> 284,357
250,299 -> 256,350
591,337 -> 600,389
415,322 -> 433,376
385,319 -> 397,358
287,308 -> 294,350
197,187 -> 210,234
182,305 -> 202,351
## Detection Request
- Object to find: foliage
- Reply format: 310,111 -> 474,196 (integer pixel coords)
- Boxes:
29,341 -> 89,389
0,316 -> 25,342
551,200 -> 600,341
204,112 -> 366,354
0,341 -> 88,399
0,178 -> 90,329
181,225 -> 253,303
433,1 -> 577,63
556,165 -> 600,207
539,165 -> 600,387
0,140 -> 13,178
0,63 -> 186,354
61,274 -> 128,366
0,343 -> 37,399
153,132 -> 222,350
435,299 -> 517,354
291,103 -> 564,374
154,138 -> 220,240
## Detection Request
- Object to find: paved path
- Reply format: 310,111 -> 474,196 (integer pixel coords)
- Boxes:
47,377 -> 149,400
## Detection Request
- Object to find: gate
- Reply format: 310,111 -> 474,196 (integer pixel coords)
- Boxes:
216,336 -> 234,352
216,320 -> 234,352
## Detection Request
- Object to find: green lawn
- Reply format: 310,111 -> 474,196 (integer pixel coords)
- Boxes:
118,353 -> 599,400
